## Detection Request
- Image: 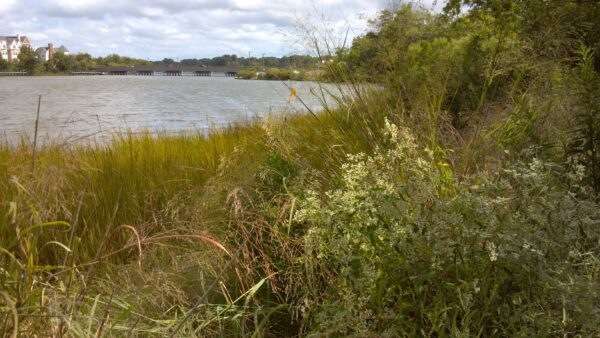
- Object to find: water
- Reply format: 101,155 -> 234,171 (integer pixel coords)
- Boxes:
0,76 -> 331,143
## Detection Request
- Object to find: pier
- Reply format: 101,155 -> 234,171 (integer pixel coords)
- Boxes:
71,71 -> 103,75
0,71 -> 28,76
91,66 -> 239,77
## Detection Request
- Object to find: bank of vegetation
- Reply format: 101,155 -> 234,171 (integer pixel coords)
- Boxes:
1,0 -> 600,336
236,67 -> 312,81
0,51 -> 321,77
0,51 -> 151,75
153,54 -> 320,71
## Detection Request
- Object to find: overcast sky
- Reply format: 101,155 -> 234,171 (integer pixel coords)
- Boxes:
0,0 -> 442,60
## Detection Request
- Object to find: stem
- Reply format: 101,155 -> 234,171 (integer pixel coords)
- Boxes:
31,95 -> 41,174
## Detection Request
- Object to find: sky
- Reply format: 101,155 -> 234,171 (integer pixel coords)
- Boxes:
0,0 -> 442,60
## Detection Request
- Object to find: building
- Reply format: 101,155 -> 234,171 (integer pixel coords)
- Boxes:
57,45 -> 69,55
36,43 -> 70,62
0,34 -> 32,62
36,43 -> 54,62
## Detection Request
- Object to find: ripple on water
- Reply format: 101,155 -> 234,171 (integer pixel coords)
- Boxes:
0,76 -> 337,143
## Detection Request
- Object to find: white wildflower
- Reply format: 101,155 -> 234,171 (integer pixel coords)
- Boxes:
529,158 -> 543,172
567,163 -> 586,182
487,242 -> 498,262
384,117 -> 399,141
523,241 -> 543,256
472,279 -> 480,294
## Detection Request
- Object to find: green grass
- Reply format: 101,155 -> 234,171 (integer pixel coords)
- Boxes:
1,125 -> 265,335
0,100 -> 386,336
2,80 -> 599,336
2,1 -> 600,336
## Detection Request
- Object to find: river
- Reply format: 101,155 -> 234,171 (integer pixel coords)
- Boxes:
0,76 -> 333,143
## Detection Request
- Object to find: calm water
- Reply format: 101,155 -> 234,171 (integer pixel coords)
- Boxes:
0,76 -> 332,143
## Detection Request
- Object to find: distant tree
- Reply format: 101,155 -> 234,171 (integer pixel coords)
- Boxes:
151,54 -> 320,72
261,68 -> 292,80
17,46 -> 43,75
89,54 -> 149,68
46,52 -> 75,73
236,69 -> 257,79
162,58 -> 175,65
74,53 -> 96,70
0,58 -> 9,71
103,54 -> 122,67
262,56 -> 279,68
181,58 -> 201,67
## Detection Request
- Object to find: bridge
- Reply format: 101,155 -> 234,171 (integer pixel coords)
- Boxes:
90,66 -> 238,77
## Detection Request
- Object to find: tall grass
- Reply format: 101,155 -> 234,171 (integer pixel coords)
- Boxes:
1,124 -> 272,335
2,1 -> 600,336
0,92 -> 388,335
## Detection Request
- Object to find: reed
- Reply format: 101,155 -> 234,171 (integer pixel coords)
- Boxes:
0,94 -> 386,336
2,0 -> 600,335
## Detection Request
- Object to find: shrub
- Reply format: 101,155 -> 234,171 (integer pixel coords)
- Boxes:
296,121 -> 600,336
236,68 -> 257,79
261,68 -> 291,80
567,45 -> 600,199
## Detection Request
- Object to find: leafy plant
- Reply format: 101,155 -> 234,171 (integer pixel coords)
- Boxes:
296,122 -> 600,336
567,44 -> 600,199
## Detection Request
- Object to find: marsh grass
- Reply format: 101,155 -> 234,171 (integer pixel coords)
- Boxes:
0,89 -> 390,335
2,1 -> 600,336
1,124 -> 270,336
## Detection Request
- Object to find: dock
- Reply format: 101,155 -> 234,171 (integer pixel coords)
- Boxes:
71,71 -> 103,75
0,71 -> 28,76
90,66 -> 239,77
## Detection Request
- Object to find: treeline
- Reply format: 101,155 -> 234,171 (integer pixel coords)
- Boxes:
0,49 -> 322,75
153,54 -> 320,69
236,67 -> 310,81
0,47 -> 150,74
326,0 -> 600,125
303,0 -> 600,334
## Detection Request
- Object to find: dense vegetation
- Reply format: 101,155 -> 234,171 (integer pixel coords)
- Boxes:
154,54 -> 320,70
0,50 -> 321,76
0,50 -> 151,75
236,67 -> 310,81
159,55 -> 320,80
1,0 -> 600,336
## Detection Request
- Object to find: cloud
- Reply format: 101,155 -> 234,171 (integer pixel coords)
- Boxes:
0,0 -> 18,19
0,0 -> 392,59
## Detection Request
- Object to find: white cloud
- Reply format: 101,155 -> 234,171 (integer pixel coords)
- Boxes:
0,0 -> 393,59
0,0 -> 18,19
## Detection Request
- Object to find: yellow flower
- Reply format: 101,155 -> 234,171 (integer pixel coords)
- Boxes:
288,87 -> 298,104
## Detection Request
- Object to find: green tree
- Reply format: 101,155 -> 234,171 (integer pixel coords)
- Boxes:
444,0 -> 600,70
74,53 -> 96,70
236,69 -> 257,79
17,46 -> 42,75
46,52 -> 75,73
0,58 -> 9,71
568,45 -> 600,198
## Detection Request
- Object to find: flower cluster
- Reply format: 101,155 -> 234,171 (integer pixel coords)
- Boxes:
295,123 -> 600,335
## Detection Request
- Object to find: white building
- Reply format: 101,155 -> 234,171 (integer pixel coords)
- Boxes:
0,34 -> 32,62
36,44 -> 52,62
57,45 -> 69,55
36,43 -> 70,62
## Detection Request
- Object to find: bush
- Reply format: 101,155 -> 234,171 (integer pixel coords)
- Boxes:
236,68 -> 257,79
261,68 -> 290,80
296,121 -> 600,336
567,45 -> 600,199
